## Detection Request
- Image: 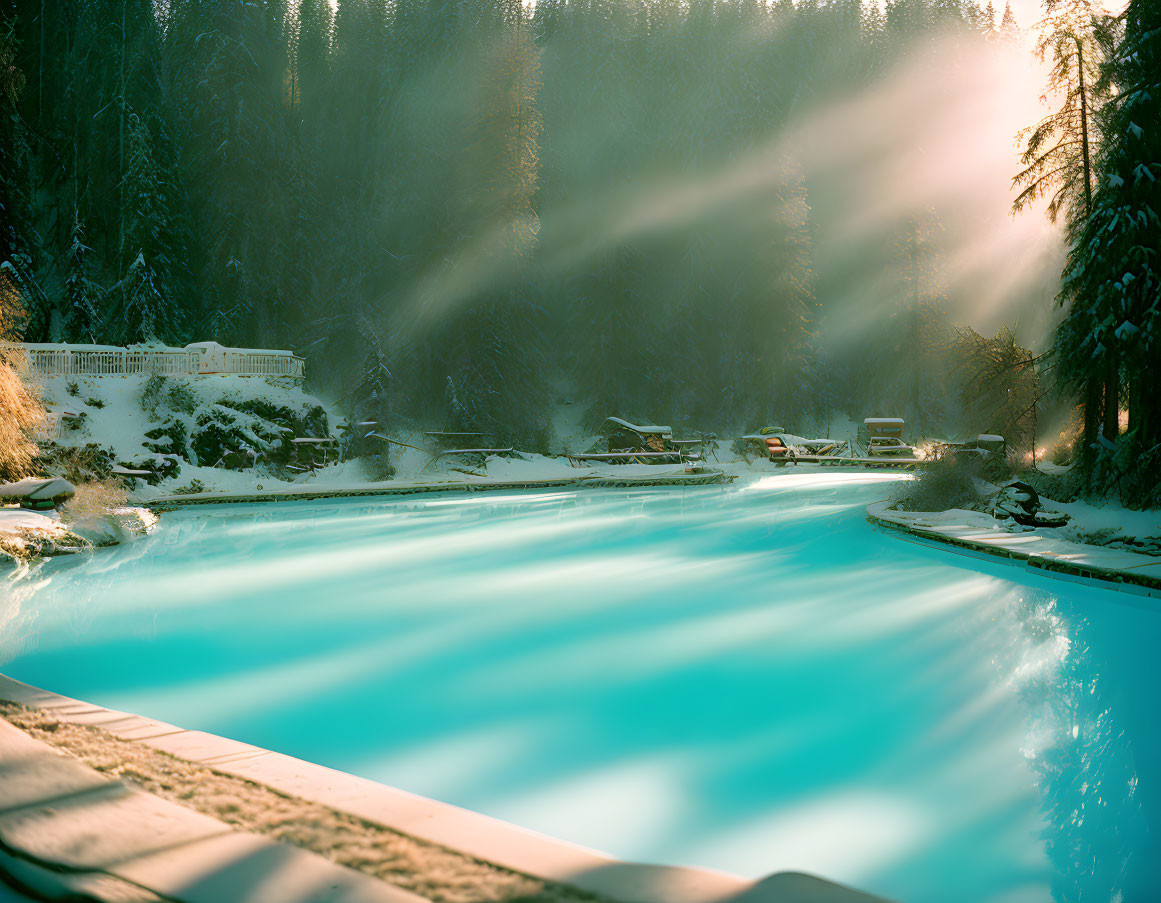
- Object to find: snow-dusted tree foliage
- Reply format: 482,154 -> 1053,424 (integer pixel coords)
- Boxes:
1054,0 -> 1161,504
105,112 -> 184,343
852,212 -> 952,437
60,217 -> 104,342
4,0 -> 1035,442
1012,0 -> 1109,231
345,314 -> 395,479
952,325 -> 1041,453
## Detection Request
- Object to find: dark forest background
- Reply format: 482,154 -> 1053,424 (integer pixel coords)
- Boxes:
0,0 -> 1092,451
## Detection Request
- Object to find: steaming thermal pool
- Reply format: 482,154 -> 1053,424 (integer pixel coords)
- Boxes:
3,473 -> 1159,902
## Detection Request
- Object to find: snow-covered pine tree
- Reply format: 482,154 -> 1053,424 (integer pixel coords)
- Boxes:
852,212 -> 950,439
999,2 -> 1020,43
433,0 -> 551,450
1013,0 -> 1111,449
346,314 -> 395,479
982,1 -> 997,36
0,19 -> 39,341
1055,0 -> 1161,502
294,0 -> 333,113
60,216 -> 104,342
107,111 -> 183,344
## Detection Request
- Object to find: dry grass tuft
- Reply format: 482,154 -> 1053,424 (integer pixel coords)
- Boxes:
0,274 -> 45,482
0,348 -> 43,483
59,479 -> 129,531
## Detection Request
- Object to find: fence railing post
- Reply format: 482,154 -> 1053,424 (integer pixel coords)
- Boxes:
7,342 -> 305,381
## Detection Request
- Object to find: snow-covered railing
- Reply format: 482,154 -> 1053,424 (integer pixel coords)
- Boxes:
3,342 -> 305,381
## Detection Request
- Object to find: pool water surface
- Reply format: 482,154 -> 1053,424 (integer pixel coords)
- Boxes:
2,474 -> 1159,902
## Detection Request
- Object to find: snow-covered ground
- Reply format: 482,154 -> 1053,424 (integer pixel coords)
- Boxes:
1055,497 -> 1161,552
38,373 -> 335,464
32,373 -> 752,503
26,372 -> 1161,557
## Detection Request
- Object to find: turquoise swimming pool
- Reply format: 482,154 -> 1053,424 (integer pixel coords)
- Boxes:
2,473 -> 1158,902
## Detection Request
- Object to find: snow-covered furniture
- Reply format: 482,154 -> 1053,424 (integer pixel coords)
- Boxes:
0,478 -> 76,511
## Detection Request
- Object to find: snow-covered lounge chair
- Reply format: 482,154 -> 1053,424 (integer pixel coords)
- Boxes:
862,418 -> 917,458
568,417 -> 697,466
736,428 -> 796,464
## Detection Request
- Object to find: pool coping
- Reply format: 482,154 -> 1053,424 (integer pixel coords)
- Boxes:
867,501 -> 1161,598
145,470 -> 735,510
0,675 -> 890,903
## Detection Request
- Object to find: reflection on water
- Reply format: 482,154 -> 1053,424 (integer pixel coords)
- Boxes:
2,474 -> 1158,902
1005,595 -> 1160,902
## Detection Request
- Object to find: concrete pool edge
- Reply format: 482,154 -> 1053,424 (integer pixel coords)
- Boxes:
0,674 -> 890,903
867,501 -> 1161,598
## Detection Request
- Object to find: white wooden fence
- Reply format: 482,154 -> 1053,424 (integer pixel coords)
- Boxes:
3,342 -> 305,381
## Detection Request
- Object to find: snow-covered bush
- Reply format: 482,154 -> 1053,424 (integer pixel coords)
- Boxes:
37,443 -> 115,485
140,374 -> 197,417
891,454 -> 985,513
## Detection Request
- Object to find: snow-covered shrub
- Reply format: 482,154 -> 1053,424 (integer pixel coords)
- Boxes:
1084,434 -> 1161,510
229,397 -> 327,439
143,418 -> 190,460
140,374 -> 196,418
118,453 -> 180,485
166,381 -> 198,415
37,443 -> 115,484
190,406 -> 277,470
1019,469 -> 1078,505
139,374 -> 167,416
891,454 -> 984,513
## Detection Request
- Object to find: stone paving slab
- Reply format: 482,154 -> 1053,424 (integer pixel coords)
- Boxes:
210,750 -> 617,885
115,831 -> 427,903
0,713 -> 431,903
142,728 -> 265,763
0,719 -> 112,811
0,845 -> 165,902
0,781 -> 230,871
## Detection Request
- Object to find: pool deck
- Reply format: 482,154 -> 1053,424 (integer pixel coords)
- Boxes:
0,675 -> 890,903
0,715 -> 424,903
867,501 -> 1161,598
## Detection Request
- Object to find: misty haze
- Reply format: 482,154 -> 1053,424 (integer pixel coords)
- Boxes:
1,1 -> 1158,903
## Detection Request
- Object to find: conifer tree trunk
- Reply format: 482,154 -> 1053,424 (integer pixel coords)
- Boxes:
1075,39 -> 1105,448
1084,381 -> 1100,455
1103,368 -> 1119,440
